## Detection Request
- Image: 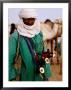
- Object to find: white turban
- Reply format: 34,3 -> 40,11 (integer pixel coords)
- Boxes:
19,9 -> 37,19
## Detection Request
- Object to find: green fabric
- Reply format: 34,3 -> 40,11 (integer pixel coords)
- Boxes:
44,63 -> 52,78
9,32 -> 18,80
9,31 -> 52,81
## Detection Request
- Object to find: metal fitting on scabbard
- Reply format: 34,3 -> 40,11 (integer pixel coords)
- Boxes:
45,58 -> 50,64
39,67 -> 45,74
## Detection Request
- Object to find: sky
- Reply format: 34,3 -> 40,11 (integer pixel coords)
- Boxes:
8,8 -> 62,24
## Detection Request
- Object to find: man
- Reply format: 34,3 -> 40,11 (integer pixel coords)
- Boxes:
9,9 -> 52,81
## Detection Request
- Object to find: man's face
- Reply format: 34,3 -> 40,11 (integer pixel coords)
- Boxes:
22,18 -> 36,26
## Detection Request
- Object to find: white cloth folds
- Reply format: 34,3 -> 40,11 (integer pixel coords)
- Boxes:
17,20 -> 40,38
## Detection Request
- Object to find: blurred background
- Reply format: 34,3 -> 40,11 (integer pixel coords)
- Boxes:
8,8 -> 62,24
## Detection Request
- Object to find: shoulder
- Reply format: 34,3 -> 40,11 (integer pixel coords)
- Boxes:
36,31 -> 43,40
39,31 -> 43,37
9,31 -> 18,41
34,32 -> 43,44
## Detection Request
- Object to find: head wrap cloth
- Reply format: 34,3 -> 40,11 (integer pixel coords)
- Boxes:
19,9 -> 37,19
17,9 -> 40,38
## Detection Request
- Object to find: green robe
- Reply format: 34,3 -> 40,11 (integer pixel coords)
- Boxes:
9,31 -> 52,81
